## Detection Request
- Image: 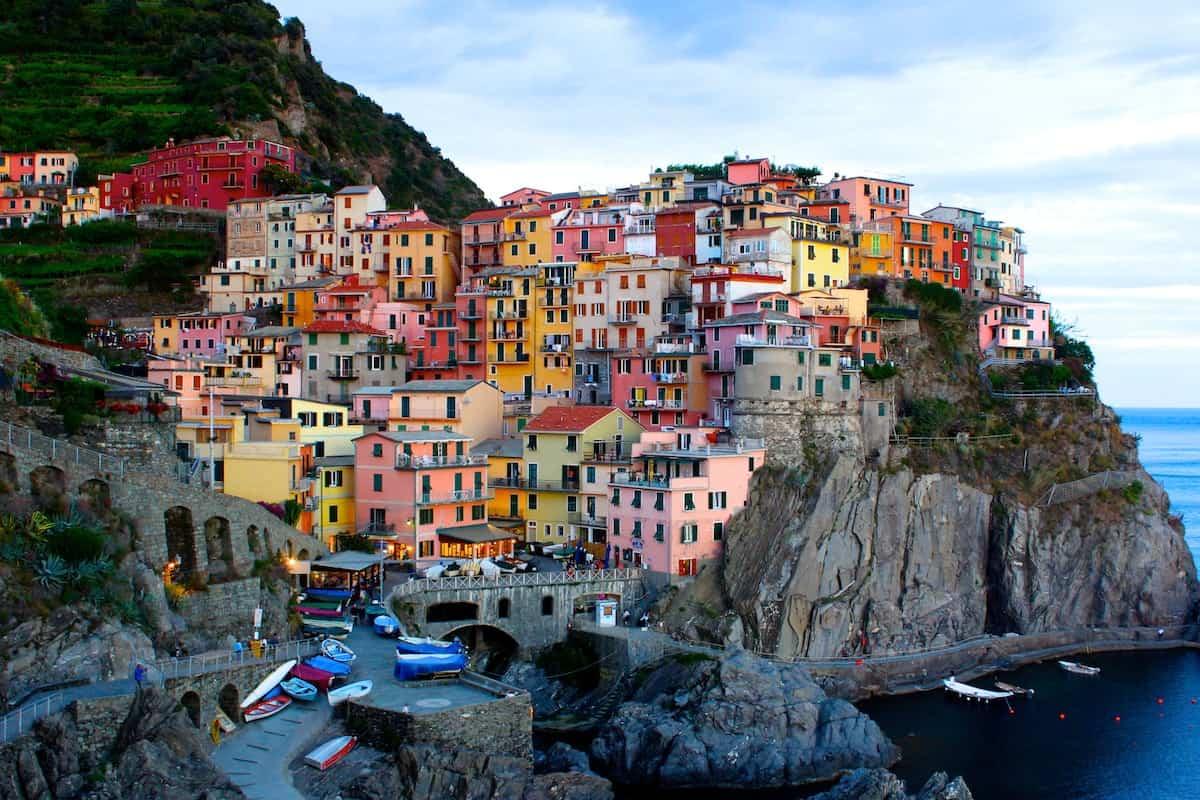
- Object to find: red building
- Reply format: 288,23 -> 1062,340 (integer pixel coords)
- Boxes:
101,137 -> 299,212
800,199 -> 851,225
655,202 -> 718,264
950,228 -> 972,292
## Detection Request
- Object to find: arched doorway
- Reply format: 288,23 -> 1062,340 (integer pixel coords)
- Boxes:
180,691 -> 202,728
442,624 -> 520,676
297,548 -> 310,561
77,478 -> 111,512
164,506 -> 199,580
29,465 -> 67,511
218,683 -> 239,722
246,525 -> 263,557
204,516 -> 234,581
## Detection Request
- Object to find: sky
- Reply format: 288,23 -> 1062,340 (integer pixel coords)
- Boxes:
275,0 -> 1200,407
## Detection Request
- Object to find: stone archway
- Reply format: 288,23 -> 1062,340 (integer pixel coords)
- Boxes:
218,683 -> 240,722
180,691 -> 202,728
29,465 -> 67,512
204,516 -> 235,582
164,506 -> 200,580
246,525 -> 263,558
0,451 -> 17,493
297,548 -> 310,561
441,624 -> 520,676
78,478 -> 111,513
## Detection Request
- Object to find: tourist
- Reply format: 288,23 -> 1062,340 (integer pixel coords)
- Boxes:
623,610 -> 631,627
639,613 -> 649,629
133,663 -> 146,688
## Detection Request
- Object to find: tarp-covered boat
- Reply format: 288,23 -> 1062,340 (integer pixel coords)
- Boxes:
395,636 -> 465,655
295,605 -> 346,618
305,655 -> 352,676
304,735 -> 357,770
305,587 -> 353,600
240,660 -> 297,710
393,651 -> 467,680
290,663 -> 337,691
374,615 -> 400,636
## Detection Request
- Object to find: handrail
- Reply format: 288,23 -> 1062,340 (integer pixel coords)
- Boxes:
0,693 -> 64,744
392,567 -> 644,597
0,419 -> 127,478
150,638 -> 320,681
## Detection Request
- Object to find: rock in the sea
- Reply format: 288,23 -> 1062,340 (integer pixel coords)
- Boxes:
809,768 -> 974,800
341,744 -> 612,800
590,650 -> 898,788
536,741 -> 592,774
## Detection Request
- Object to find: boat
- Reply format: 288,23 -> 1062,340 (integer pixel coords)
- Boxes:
321,639 -> 357,664
305,655 -> 352,676
1059,660 -> 1101,676
280,677 -> 318,701
393,651 -> 467,681
239,659 -> 297,710
304,735 -> 358,770
243,694 -> 292,722
395,636 -> 466,655
295,605 -> 346,618
365,602 -> 389,619
298,598 -> 345,610
302,621 -> 353,639
290,663 -> 337,691
299,616 -> 354,631
305,587 -> 353,600
328,680 -> 373,706
942,676 -> 1013,702
374,615 -> 401,636
995,680 -> 1035,696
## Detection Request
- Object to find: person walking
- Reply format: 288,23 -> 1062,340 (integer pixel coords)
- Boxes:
133,663 -> 146,689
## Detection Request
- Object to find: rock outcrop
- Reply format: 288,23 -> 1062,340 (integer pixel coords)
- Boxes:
590,650 -> 897,788
810,768 -> 974,800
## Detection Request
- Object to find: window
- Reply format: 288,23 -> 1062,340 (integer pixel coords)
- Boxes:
708,491 -> 727,509
842,374 -> 851,391
815,377 -> 825,397
541,596 -> 554,615
683,492 -> 695,511
566,435 -> 578,452
714,522 -> 724,541
472,504 -> 485,520
818,352 -> 832,367
424,233 -> 433,246
371,443 -> 383,457
555,230 -> 564,244
741,349 -> 754,365
339,333 -> 350,345
372,474 -> 383,492
769,375 -> 781,391
419,508 -> 434,525
612,518 -> 621,537
878,402 -> 887,417
681,524 -> 698,544
498,598 -> 511,618
796,376 -> 804,391
527,434 -> 537,451
566,496 -> 577,513
323,470 -> 343,488
328,505 -> 339,523
528,494 -> 538,510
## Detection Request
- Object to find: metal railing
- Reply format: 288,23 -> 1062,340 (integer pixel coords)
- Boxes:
0,420 -> 127,478
396,454 -> 487,469
0,693 -> 65,744
151,638 -> 320,682
393,566 -> 643,597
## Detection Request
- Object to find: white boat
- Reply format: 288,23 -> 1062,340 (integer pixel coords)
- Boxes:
239,659 -> 297,710
1059,660 -> 1101,676
327,679 -> 373,706
942,676 -> 1013,701
320,638 -> 357,664
304,735 -> 358,770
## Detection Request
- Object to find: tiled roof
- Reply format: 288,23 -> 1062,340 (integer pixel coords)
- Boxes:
524,405 -> 619,433
462,207 -> 511,223
397,379 -> 487,393
471,438 -> 523,459
509,208 -> 548,219
335,185 -> 379,195
303,320 -> 386,336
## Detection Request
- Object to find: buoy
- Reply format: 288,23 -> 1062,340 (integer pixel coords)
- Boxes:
1114,715 -> 1121,723
1156,697 -> 1164,705
1058,712 -> 1066,720
855,658 -> 864,666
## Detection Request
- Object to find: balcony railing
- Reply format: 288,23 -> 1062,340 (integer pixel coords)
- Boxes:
492,353 -> 531,363
489,477 -> 580,492
418,488 -> 493,505
568,512 -> 607,528
327,369 -> 358,380
397,454 -> 487,469
360,522 -> 396,535
652,371 -> 689,384
491,309 -> 527,319
608,315 -> 637,325
735,334 -> 812,348
627,398 -> 684,409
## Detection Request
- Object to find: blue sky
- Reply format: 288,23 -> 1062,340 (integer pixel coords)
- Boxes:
275,0 -> 1200,406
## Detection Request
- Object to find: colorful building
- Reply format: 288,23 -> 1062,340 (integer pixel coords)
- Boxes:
313,455 -> 356,550
817,176 -> 911,228
299,319 -> 406,405
0,190 -> 62,228
61,187 -> 103,226
351,379 -> 503,441
977,294 -> 1053,361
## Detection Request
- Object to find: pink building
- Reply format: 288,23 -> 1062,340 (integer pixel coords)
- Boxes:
500,188 -> 550,207
608,430 -> 766,580
552,206 -> 627,262
726,157 -> 771,186
171,311 -> 255,359
370,301 -> 463,380
312,275 -> 385,324
703,309 -> 817,425
353,430 -> 505,563
690,264 -> 788,326
977,293 -> 1053,361
148,357 -> 208,418
817,176 -> 911,228
609,338 -> 709,430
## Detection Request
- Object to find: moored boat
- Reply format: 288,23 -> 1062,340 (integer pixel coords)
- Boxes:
942,676 -> 1013,702
995,680 -> 1035,696
321,638 -> 357,663
305,655 -> 352,676
304,735 -> 358,770
1059,660 -> 1101,676
395,636 -> 465,655
239,659 -> 297,711
374,615 -> 400,636
393,651 -> 467,680
328,680 -> 373,706
289,662 -> 337,691
243,694 -> 292,722
281,677 -> 318,701
295,605 -> 346,618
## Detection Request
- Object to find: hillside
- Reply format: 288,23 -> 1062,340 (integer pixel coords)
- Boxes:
0,0 -> 488,220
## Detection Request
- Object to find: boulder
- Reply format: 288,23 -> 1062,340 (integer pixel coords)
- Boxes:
809,768 -> 974,800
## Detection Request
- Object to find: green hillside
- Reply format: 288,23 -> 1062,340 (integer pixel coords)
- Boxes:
0,0 -> 489,220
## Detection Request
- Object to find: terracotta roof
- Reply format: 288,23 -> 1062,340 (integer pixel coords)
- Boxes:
509,208 -> 548,219
323,284 -> 374,294
462,207 -> 511,223
728,157 -> 769,165
524,405 -> 619,433
363,220 -> 447,231
303,320 -> 386,335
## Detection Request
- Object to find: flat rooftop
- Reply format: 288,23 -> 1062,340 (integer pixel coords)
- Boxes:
364,678 -> 504,716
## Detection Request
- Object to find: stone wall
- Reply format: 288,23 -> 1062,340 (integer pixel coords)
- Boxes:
175,578 -> 263,637
90,419 -> 178,470
345,679 -> 532,761
0,331 -> 102,372
71,694 -> 134,765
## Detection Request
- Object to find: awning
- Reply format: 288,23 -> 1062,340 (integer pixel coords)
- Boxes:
310,551 -> 381,572
436,523 -> 517,544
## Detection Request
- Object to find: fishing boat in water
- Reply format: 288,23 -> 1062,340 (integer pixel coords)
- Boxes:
395,636 -> 465,655
328,680 -> 373,706
995,681 -> 1035,696
1059,660 -> 1101,676
304,735 -> 358,770
942,676 -> 1013,702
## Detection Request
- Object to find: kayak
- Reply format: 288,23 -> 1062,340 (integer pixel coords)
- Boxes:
393,651 -> 467,681
304,735 -> 358,770
374,615 -> 400,636
395,636 -> 465,655
305,655 -> 352,676
327,680 -> 373,706
281,677 -> 318,701
290,662 -> 337,691
243,694 -> 291,722
321,639 -> 357,664
240,660 -> 297,710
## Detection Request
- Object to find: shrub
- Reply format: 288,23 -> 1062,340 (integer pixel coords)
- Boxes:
862,362 -> 897,381
905,397 -> 957,438
1122,481 -> 1144,505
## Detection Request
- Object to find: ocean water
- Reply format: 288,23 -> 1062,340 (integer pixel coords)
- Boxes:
1119,408 -> 1200,561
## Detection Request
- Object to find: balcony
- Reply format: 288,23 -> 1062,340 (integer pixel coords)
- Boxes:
703,360 -> 733,372
458,355 -> 483,364
409,359 -> 459,370
651,371 -> 689,384
492,352 -> 531,364
735,334 -> 812,348
486,287 -> 514,297
327,369 -> 358,380
489,477 -> 580,492
396,454 -> 487,469
418,488 -> 493,505
359,522 -> 396,536
460,332 -> 482,342
460,308 -> 484,320
627,398 -> 684,409
608,315 -> 637,325
491,309 -> 528,320
568,512 -> 608,528
541,341 -> 571,353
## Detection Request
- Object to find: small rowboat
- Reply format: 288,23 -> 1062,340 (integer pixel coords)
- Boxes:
295,605 -> 346,618
305,655 -> 352,676
290,663 -> 337,691
1059,660 -> 1101,676
942,676 -> 1012,702
243,694 -> 291,722
995,681 -> 1035,696
321,638 -> 357,664
395,636 -> 465,655
304,735 -> 358,770
240,659 -> 297,710
300,616 -> 354,631
281,677 -> 318,701
374,615 -> 400,636
328,680 -> 373,706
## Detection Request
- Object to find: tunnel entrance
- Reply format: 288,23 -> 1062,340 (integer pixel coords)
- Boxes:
443,624 -> 520,677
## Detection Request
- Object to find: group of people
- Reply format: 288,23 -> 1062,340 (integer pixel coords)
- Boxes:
621,609 -> 651,629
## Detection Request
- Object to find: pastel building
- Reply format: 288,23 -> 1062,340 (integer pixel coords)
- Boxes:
300,319 -> 406,405
977,294 -> 1053,361
258,397 -> 365,458
61,187 -> 103,226
552,206 -> 627,262
817,176 -> 911,227
608,430 -> 766,579
351,379 -> 503,441
0,191 -> 61,229
313,455 -> 356,550
353,430 -> 504,562
861,215 -> 955,285
609,339 -> 709,430
690,263 -> 787,327
152,311 -> 254,359
461,207 -> 510,276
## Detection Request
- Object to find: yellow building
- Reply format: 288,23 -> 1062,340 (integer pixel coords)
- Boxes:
314,456 -> 356,549
519,406 -> 643,547
638,170 -> 689,211
374,222 -> 460,304
501,207 -> 553,267
382,379 -> 503,441
473,438 -> 526,535
61,187 -> 102,226
764,214 -> 850,291
260,396 -> 364,457
851,229 -> 894,280
280,276 -> 341,328
794,287 -> 870,326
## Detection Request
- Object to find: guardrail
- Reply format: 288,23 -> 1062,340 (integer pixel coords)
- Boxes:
392,567 -> 644,597
0,419 -> 128,478
151,638 -> 320,681
0,693 -> 64,744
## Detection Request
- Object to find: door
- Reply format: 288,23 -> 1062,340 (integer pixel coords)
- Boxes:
508,494 -> 519,517
523,374 -> 533,398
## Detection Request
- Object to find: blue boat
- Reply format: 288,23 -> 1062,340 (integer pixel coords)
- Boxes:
393,651 -> 467,681
280,677 -> 318,701
374,615 -> 400,636
395,636 -> 465,655
305,655 -> 352,676
306,587 -> 353,600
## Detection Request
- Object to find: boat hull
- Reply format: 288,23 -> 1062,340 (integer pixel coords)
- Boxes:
305,655 -> 352,676
304,735 -> 358,770
328,680 -> 373,706
290,663 -> 337,691
321,639 -> 357,663
395,637 -> 465,655
244,695 -> 292,722
374,615 -> 400,636
240,659 -> 298,710
393,652 -> 467,681
281,678 -> 318,701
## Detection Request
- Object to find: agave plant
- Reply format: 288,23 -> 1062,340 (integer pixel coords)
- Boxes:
51,503 -> 87,533
35,554 -> 68,591
74,557 -> 113,586
25,511 -> 52,543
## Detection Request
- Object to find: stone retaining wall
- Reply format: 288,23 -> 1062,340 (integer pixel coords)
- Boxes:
175,579 -> 263,637
0,332 -> 102,372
